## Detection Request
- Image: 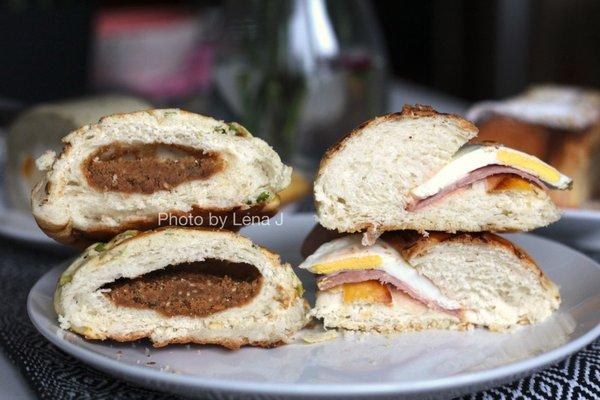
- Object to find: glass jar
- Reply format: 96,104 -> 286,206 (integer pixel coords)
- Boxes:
214,0 -> 388,174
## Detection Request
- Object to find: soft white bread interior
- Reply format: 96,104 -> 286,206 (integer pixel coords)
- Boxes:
54,228 -> 308,349
32,109 -> 291,246
313,288 -> 465,333
403,180 -> 560,233
403,233 -> 560,330
314,105 -> 560,235
309,231 -> 560,332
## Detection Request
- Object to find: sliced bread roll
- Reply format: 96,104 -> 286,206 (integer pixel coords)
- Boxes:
32,109 -> 291,246
54,227 -> 309,349
314,105 -> 570,237
300,227 -> 560,332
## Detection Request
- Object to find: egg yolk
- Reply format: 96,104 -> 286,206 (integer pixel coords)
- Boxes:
487,175 -> 535,192
497,148 -> 561,184
311,255 -> 382,275
342,280 -> 392,305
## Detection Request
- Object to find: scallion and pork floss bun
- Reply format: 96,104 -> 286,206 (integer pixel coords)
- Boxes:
32,109 -> 290,247
54,228 -> 309,349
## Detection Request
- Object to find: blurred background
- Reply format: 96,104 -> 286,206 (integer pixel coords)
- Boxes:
0,0 -> 598,219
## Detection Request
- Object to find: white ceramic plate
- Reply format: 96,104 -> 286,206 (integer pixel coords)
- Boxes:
0,209 -> 58,245
27,214 -> 600,399
536,208 -> 600,253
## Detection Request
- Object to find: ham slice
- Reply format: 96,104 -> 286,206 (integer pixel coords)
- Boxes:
407,165 -> 547,211
317,270 -> 461,315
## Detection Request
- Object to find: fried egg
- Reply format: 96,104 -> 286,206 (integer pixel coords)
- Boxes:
298,235 -> 460,310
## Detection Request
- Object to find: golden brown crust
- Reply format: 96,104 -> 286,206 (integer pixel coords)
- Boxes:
77,328 -> 287,350
300,224 -> 533,262
152,337 -> 286,350
315,105 -> 478,188
383,231 -> 535,264
34,198 -> 280,249
320,217 -> 544,237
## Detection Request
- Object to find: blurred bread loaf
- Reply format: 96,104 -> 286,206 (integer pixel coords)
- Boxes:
7,95 -> 151,211
467,85 -> 600,208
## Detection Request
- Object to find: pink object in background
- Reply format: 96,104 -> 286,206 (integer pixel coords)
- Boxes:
92,8 -> 215,101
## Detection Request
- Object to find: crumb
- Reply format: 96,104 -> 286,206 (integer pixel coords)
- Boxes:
35,150 -> 56,171
301,329 -> 339,344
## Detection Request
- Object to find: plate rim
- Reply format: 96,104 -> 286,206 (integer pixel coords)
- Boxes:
27,219 -> 600,397
0,210 -> 55,245
562,208 -> 600,221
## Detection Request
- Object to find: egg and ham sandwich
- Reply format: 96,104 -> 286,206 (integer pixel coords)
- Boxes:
314,105 -> 571,239
407,143 -> 571,211
300,226 -> 560,333
302,105 -> 568,333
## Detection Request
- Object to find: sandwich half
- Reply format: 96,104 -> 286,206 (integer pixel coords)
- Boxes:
314,105 -> 571,239
32,109 -> 291,246
300,225 -> 560,332
55,227 -> 308,349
